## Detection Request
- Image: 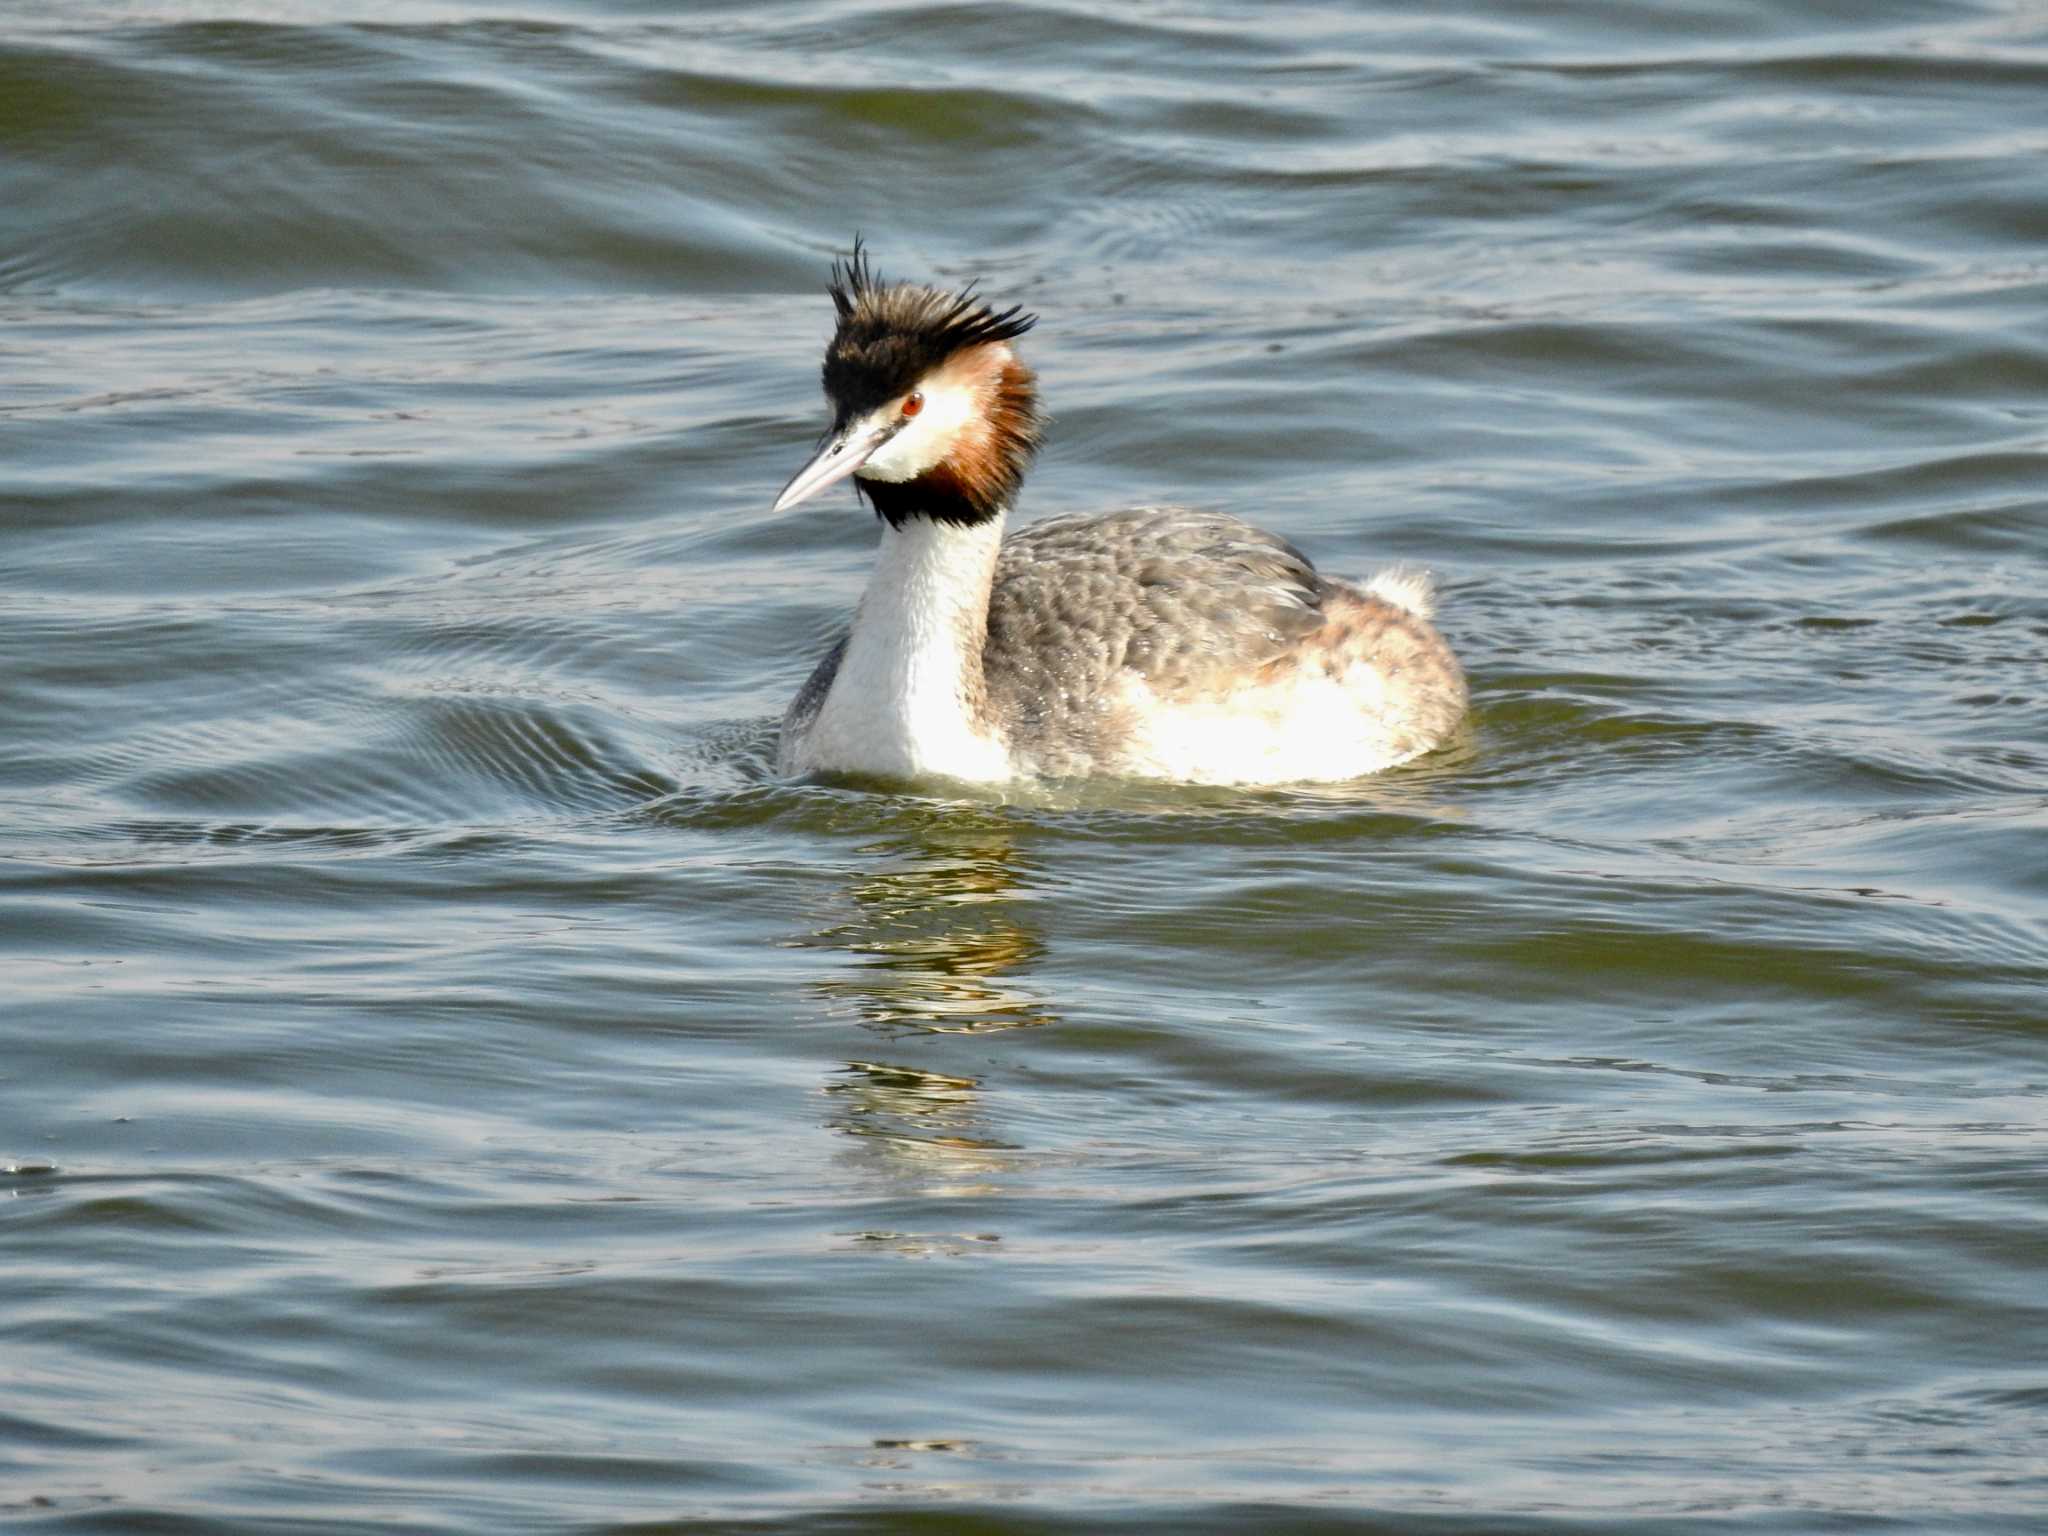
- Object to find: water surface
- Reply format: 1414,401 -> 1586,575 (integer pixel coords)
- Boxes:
4,1 -> 2046,1530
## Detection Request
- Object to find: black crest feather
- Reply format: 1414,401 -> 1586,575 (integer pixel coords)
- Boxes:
821,238 -> 1037,418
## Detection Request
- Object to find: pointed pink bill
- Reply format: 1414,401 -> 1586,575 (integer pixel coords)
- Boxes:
771,423 -> 893,514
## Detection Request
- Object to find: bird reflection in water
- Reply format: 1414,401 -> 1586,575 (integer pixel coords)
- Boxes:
787,806 -> 1053,1173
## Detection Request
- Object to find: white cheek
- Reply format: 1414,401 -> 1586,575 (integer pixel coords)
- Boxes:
857,382 -> 977,483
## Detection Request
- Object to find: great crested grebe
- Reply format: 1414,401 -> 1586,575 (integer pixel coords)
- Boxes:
772,244 -> 1466,785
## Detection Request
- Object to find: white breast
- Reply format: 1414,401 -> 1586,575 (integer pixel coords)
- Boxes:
784,515 -> 1012,783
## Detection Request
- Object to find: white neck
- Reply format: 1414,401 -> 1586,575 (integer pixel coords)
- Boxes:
798,510 -> 1011,782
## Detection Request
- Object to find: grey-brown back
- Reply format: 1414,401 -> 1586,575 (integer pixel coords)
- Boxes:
983,506 -> 1333,770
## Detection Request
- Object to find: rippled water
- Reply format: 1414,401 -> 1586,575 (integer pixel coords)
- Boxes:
5,1 -> 2047,1530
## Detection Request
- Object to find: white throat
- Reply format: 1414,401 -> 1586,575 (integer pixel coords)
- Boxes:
797,511 -> 1010,782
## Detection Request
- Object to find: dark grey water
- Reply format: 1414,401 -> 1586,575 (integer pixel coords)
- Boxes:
5,1 -> 2047,1531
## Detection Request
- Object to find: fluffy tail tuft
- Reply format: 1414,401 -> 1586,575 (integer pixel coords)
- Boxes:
1363,566 -> 1438,619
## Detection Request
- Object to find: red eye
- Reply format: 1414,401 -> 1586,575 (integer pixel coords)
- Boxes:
900,392 -> 924,418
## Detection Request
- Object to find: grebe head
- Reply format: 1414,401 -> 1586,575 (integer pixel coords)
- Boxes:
772,242 -> 1042,527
